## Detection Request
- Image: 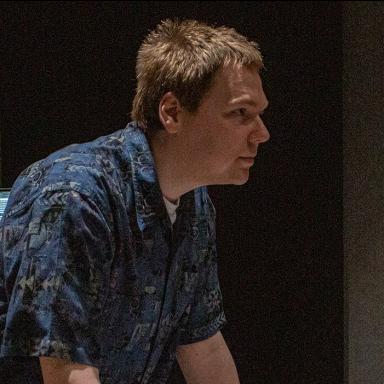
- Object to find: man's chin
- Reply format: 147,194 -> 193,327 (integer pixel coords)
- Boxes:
232,168 -> 251,185
231,177 -> 249,186
215,172 -> 250,186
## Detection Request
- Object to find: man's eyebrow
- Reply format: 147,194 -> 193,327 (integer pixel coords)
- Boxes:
230,98 -> 269,111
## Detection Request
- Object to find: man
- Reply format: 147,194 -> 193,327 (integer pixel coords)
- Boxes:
0,19 -> 269,383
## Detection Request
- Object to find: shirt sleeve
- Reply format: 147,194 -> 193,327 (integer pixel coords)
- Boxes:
178,198 -> 227,345
0,189 -> 114,368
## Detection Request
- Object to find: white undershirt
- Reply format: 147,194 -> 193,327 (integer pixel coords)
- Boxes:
162,196 -> 180,225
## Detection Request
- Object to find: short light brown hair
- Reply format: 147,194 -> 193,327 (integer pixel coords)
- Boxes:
131,19 -> 264,132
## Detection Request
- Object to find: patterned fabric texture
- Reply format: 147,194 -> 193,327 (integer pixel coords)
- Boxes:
0,122 -> 226,383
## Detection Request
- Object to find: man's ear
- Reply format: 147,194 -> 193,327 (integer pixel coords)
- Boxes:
158,91 -> 182,134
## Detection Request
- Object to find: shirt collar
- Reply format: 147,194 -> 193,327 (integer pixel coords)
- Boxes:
123,122 -> 196,232
123,122 -> 166,232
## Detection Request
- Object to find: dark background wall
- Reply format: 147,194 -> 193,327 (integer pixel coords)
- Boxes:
344,2 -> 384,384
0,2 -> 343,383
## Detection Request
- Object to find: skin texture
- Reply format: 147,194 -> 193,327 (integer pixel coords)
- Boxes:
150,63 -> 270,202
39,357 -> 100,384
177,331 -> 240,384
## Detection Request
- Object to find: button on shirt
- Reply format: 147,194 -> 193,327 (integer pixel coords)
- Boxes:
0,122 -> 227,383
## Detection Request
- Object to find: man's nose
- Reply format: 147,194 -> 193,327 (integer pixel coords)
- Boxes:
249,116 -> 270,143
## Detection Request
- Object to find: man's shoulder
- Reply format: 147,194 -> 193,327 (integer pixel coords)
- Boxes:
4,124 -> 144,220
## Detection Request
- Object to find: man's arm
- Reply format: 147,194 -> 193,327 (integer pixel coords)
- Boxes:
39,357 -> 100,384
176,331 -> 240,384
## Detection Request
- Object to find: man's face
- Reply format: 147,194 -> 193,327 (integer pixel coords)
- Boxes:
178,63 -> 270,186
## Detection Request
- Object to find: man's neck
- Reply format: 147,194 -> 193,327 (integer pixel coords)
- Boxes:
148,131 -> 201,202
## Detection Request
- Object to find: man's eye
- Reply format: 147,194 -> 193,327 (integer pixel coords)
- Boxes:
234,108 -> 247,116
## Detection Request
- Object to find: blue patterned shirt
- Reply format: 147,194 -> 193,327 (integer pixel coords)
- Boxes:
0,122 -> 226,383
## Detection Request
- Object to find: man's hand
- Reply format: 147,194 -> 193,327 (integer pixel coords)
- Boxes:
39,357 -> 100,384
176,331 -> 240,384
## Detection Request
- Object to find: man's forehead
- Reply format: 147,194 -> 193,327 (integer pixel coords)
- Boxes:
217,65 -> 268,109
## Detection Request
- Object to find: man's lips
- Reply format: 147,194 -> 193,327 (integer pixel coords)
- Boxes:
239,156 -> 256,160
238,156 -> 255,164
